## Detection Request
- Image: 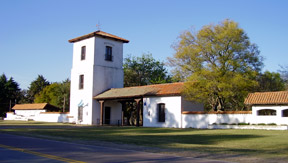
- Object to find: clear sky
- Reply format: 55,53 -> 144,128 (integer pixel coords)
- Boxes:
1,0 -> 287,89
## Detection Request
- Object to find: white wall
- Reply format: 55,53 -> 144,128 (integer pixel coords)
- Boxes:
5,111 -> 71,123
252,106 -> 288,125
143,96 -> 182,128
70,37 -> 95,125
35,113 -> 70,123
182,113 -> 252,129
103,101 -> 122,125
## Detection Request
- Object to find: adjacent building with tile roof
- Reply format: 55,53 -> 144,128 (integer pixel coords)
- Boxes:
12,103 -> 60,111
244,91 -> 288,105
244,91 -> 288,125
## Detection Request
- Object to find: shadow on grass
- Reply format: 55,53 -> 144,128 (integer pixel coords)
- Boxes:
111,134 -> 263,146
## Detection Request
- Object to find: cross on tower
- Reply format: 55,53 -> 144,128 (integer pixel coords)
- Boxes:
96,23 -> 101,31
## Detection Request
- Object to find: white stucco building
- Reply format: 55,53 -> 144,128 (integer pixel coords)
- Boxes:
68,30 -> 204,126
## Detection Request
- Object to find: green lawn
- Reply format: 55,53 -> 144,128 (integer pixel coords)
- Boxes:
1,120 -> 287,162
0,120 -> 74,126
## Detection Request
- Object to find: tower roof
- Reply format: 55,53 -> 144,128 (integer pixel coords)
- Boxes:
68,30 -> 129,43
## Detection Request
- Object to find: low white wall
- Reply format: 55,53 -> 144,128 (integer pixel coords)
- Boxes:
15,110 -> 46,119
4,112 -> 17,120
35,112 -> 70,123
5,111 -> 71,123
182,112 -> 252,129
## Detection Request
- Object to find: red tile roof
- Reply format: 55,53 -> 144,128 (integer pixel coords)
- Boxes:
12,103 -> 60,111
94,82 -> 184,100
244,91 -> 288,105
68,30 -> 129,43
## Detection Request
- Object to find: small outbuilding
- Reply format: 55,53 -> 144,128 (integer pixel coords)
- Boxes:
5,103 -> 60,121
244,91 -> 288,125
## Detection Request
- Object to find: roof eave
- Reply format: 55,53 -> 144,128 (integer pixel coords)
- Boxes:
93,93 -> 182,101
245,103 -> 288,106
68,31 -> 129,43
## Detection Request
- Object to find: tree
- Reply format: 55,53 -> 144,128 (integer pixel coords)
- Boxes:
124,53 -> 171,87
123,53 -> 171,125
34,79 -> 70,112
0,74 -> 21,117
278,65 -> 288,89
27,75 -> 50,103
169,19 -> 263,111
257,71 -> 285,92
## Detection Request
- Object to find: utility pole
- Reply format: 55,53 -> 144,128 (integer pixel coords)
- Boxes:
63,96 -> 66,112
9,100 -> 11,112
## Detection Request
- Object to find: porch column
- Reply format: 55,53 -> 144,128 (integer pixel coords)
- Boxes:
135,98 -> 141,127
99,100 -> 105,126
121,102 -> 126,126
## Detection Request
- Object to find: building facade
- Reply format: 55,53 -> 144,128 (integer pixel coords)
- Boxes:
68,31 -> 129,124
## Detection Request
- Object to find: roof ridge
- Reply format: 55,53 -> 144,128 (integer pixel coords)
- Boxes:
15,103 -> 48,105
252,90 -> 288,94
124,82 -> 184,89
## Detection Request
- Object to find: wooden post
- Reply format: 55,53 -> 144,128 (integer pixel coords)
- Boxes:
135,99 -> 141,127
120,101 -> 126,126
99,100 -> 105,126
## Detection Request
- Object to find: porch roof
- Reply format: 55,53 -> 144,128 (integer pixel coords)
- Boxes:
244,91 -> 288,105
94,82 -> 184,100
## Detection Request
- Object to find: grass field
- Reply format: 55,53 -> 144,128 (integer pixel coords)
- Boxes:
0,120 -> 77,126
1,120 -> 288,162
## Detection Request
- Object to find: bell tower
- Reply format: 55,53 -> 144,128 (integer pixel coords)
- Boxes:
68,31 -> 129,124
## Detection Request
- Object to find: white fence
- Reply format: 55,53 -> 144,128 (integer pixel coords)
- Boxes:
182,111 -> 252,128
35,112 -> 71,123
5,112 -> 73,123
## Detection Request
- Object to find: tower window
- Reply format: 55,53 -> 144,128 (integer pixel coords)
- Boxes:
105,46 -> 112,61
79,75 -> 84,89
81,46 -> 86,60
158,103 -> 165,122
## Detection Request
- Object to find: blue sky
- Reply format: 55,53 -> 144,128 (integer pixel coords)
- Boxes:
1,0 -> 287,89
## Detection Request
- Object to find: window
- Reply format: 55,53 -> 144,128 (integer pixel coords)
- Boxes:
78,106 -> 83,121
79,75 -> 84,89
81,46 -> 86,60
105,46 -> 112,61
282,109 -> 288,117
158,103 -> 165,122
257,109 -> 276,116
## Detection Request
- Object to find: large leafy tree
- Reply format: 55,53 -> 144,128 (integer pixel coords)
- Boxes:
34,79 -> 70,112
169,19 -> 263,111
123,53 -> 171,125
27,75 -> 50,103
124,53 -> 171,87
0,74 -> 21,116
257,71 -> 285,92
